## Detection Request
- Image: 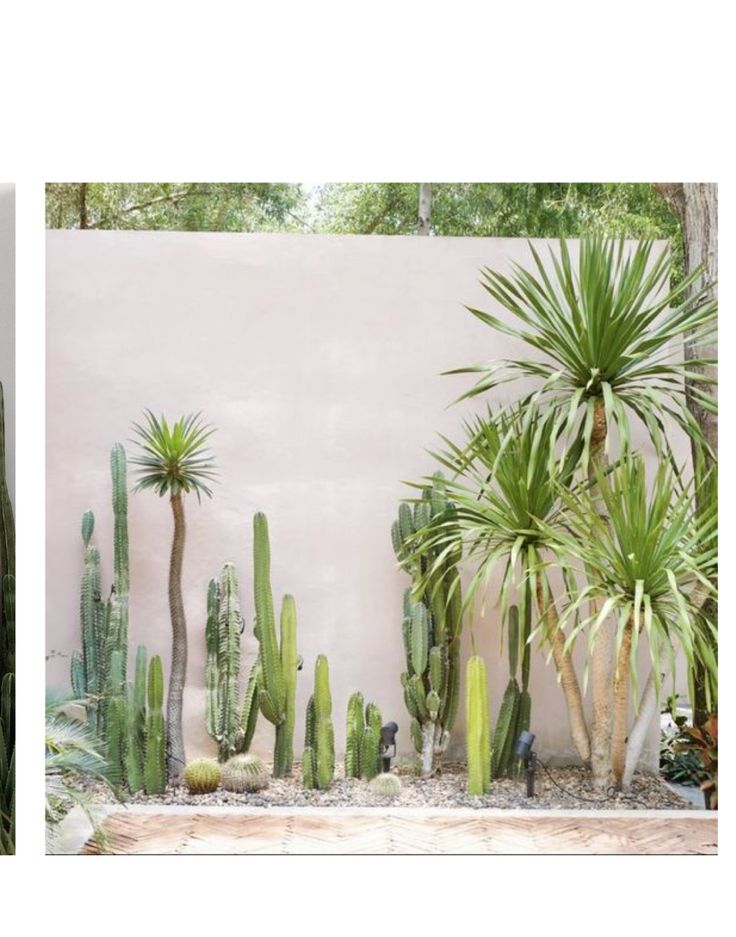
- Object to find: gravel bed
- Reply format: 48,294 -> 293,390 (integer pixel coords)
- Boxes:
83,762 -> 690,811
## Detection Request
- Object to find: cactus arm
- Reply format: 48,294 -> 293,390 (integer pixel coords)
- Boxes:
253,513 -> 285,713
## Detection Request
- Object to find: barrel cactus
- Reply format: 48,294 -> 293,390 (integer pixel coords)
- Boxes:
183,758 -> 222,794
221,754 -> 269,793
368,773 -> 402,799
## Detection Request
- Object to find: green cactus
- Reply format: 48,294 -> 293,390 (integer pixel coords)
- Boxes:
491,603 -> 532,779
205,565 -> 246,761
252,513 -> 299,777
368,773 -> 402,799
466,655 -> 491,795
125,646 -> 147,792
143,655 -> 167,795
392,473 -> 464,776
345,691 -> 364,778
104,650 -> 127,786
302,655 -> 334,790
360,727 -> 379,781
221,754 -> 269,793
183,758 -> 222,794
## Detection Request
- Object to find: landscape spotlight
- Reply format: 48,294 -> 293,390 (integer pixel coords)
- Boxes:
514,730 -> 537,798
380,722 -> 399,772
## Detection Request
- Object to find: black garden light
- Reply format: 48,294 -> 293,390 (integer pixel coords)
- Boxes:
514,730 -> 537,798
380,722 -> 399,772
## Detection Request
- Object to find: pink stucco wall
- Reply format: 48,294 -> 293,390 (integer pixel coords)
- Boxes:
46,231 -> 677,769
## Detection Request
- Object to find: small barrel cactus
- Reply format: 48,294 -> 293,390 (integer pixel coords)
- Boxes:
368,773 -> 402,799
221,754 -> 269,793
183,758 -> 222,794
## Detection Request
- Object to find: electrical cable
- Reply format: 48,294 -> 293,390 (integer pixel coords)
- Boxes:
534,757 -> 650,809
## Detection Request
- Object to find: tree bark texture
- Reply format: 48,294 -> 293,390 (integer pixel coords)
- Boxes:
167,493 -> 188,779
418,183 -> 432,235
611,615 -> 634,787
622,667 -> 658,790
535,576 -> 590,764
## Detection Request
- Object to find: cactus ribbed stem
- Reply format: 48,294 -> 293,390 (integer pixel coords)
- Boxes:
126,645 -> 147,792
466,655 -> 491,795
144,655 -> 167,794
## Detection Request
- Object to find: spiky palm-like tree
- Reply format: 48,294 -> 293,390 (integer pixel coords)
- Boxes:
131,411 -> 217,778
448,237 -> 717,787
547,455 -> 717,789
413,404 -> 591,763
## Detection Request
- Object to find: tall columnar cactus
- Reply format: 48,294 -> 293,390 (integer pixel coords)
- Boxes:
302,655 -> 334,790
466,655 -> 491,795
110,443 -> 129,682
491,604 -> 532,779
126,646 -> 148,792
345,691 -> 364,778
252,513 -> 299,777
144,655 -> 167,795
104,649 -> 127,786
392,473 -> 463,776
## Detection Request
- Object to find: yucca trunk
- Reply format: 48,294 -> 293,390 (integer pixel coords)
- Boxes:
535,576 -> 590,764
611,615 -> 634,787
167,493 -> 187,779
588,398 -> 614,789
622,667 -> 657,790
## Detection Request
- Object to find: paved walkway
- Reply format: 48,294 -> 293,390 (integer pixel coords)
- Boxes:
78,807 -> 717,855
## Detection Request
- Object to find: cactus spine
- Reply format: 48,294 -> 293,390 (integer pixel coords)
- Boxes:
143,655 -> 167,794
466,655 -> 491,795
392,473 -> 463,776
302,655 -> 334,790
126,646 -> 147,792
252,513 -> 299,777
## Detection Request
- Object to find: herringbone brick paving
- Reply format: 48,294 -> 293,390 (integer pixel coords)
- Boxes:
82,811 -> 717,855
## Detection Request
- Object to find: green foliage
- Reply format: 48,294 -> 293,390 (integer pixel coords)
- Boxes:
131,410 -> 217,501
466,656 -> 491,795
368,773 -> 402,799
302,655 -> 334,790
221,753 -> 269,793
143,656 -> 166,795
183,758 -> 222,794
392,473 -> 463,775
674,715 -> 717,809
251,513 -> 299,777
491,606 -> 532,779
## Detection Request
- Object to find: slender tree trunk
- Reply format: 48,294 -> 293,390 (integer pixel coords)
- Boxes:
418,183 -> 432,235
535,576 -> 590,763
611,615 -> 634,787
167,493 -> 187,779
622,667 -> 658,790
79,183 -> 89,229
588,398 -> 614,788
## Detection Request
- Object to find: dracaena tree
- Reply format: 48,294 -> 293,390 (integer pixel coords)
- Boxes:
131,411 -> 217,779
448,237 -> 717,788
546,455 -> 717,789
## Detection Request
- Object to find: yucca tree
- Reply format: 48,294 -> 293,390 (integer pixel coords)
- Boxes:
546,455 -> 717,789
131,411 -> 217,778
448,237 -> 717,787
413,404 -> 592,763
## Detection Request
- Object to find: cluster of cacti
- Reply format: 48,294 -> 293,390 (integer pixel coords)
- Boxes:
345,692 -> 383,780
125,646 -> 148,792
491,604 -> 532,779
183,758 -> 222,794
221,753 -> 269,793
302,654 -> 334,790
368,773 -> 402,799
392,474 -> 463,776
143,655 -> 167,794
205,564 -> 260,761
70,444 -> 130,738
466,655 -> 491,795
252,513 -> 299,777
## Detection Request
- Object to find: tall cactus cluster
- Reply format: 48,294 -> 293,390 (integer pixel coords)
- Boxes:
252,512 -> 299,777
466,655 -> 491,795
392,474 -> 463,776
302,655 -> 334,790
491,604 -> 532,779
69,443 -> 167,794
345,692 -> 383,781
70,443 -> 130,735
205,564 -> 260,761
